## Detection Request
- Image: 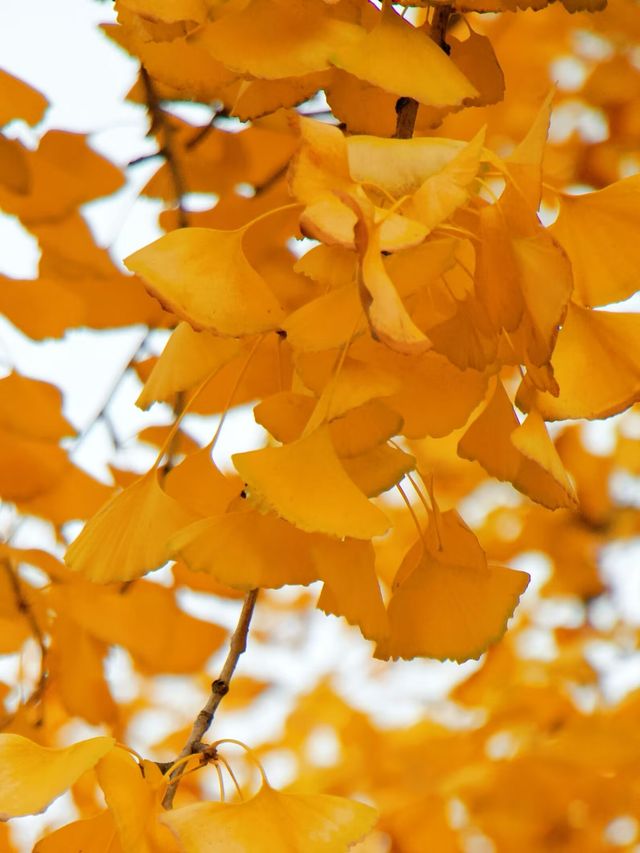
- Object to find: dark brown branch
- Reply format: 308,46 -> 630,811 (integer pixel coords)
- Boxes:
140,68 -> 189,229
1,558 -> 48,727
162,589 -> 259,808
393,3 -> 453,140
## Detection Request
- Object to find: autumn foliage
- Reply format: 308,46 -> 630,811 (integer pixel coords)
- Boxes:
1,0 -> 640,849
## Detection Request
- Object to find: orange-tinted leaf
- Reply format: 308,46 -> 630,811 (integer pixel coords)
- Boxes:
0,68 -> 48,127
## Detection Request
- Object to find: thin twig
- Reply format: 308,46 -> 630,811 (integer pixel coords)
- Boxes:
393,3 -> 453,139
1,558 -> 48,728
162,589 -> 259,808
140,68 -> 189,229
73,330 -> 149,450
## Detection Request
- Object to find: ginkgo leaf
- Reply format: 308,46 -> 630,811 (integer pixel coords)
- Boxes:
288,116 -> 353,205
232,72 -> 330,121
160,782 -> 378,852
0,275 -> 85,340
283,282 -> 364,353
64,469 -> 196,583
458,380 -> 576,509
301,194 -> 428,253
137,322 -> 241,409
16,461 -> 112,527
195,0 -> 365,79
376,540 -> 529,663
346,136 -> 467,198
314,538 -> 389,643
232,427 -> 389,539
0,69 -> 48,127
33,811 -> 119,853
357,209 -> 432,354
125,228 -> 284,336
170,508 -> 318,590
96,748 -> 177,853
304,356 -> 401,435
0,734 -> 114,819
0,373 -> 74,440
0,431 -> 67,502
331,3 -> 478,108
516,303 -> 640,421
341,444 -> 415,498
117,0 -> 207,24
49,617 -> 117,726
54,580 -> 226,675
0,135 -> 29,194
406,129 -> 485,232
164,444 -> 241,517
550,174 -> 640,307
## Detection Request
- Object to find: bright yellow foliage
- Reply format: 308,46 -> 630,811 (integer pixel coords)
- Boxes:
1,0 -> 640,849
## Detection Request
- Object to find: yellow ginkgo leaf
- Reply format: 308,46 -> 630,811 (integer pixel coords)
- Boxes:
458,381 -> 576,509
125,227 -> 284,336
358,214 -> 432,355
516,303 -> 640,421
304,356 -> 400,435
54,579 -> 225,675
195,0 -> 364,80
96,748 -> 177,853
164,444 -> 241,518
232,427 -> 389,539
170,508 -> 318,590
331,3 -> 478,108
314,537 -> 389,643
407,128 -> 485,233
137,322 -> 241,410
0,372 -> 74,440
161,782 -> 377,852
33,811 -> 119,853
64,469 -> 196,583
282,285 -> 367,352
376,540 -> 529,663
346,136 -> 467,198
0,734 -> 114,819
341,443 -> 415,498
550,174 -> 640,307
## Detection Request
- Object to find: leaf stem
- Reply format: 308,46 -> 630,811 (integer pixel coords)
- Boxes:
161,588 -> 259,808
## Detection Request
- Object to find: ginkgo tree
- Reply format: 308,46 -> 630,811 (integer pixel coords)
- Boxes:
1,0 -> 640,849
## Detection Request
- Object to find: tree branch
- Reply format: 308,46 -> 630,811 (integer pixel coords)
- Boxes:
162,588 -> 259,808
140,68 -> 189,229
394,3 -> 454,140
1,558 -> 48,728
